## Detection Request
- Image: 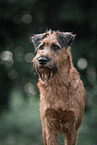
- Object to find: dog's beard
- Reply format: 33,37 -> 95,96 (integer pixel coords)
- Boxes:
34,65 -> 57,82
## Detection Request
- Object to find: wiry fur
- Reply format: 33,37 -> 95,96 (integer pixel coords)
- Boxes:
32,30 -> 86,145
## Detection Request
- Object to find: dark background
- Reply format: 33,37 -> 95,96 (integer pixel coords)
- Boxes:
0,0 -> 97,144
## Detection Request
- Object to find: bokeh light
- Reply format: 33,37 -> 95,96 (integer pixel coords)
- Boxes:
0,51 -> 13,61
87,65 -> 96,83
8,69 -> 18,80
22,13 -> 32,24
0,51 -> 14,67
24,83 -> 36,96
25,52 -> 33,63
77,58 -> 88,70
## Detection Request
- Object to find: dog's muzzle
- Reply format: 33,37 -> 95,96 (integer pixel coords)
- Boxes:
33,57 -> 57,83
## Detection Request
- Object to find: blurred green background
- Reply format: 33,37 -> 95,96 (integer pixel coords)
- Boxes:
0,0 -> 97,144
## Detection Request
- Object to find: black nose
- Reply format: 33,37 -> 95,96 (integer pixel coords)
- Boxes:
38,57 -> 48,65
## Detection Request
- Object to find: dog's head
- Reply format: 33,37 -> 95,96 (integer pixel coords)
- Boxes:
32,30 -> 76,82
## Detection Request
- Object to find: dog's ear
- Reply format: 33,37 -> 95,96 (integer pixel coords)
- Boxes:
31,33 -> 47,51
57,32 -> 76,48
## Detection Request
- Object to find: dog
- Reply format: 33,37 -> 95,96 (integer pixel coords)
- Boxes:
32,30 -> 86,145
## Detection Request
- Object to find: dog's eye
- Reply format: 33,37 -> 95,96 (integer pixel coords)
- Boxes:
39,43 -> 45,50
51,44 -> 60,52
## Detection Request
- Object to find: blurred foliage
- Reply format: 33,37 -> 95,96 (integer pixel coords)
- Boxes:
0,89 -> 42,145
0,0 -> 97,144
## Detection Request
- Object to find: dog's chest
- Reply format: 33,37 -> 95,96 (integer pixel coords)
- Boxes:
40,84 -> 72,111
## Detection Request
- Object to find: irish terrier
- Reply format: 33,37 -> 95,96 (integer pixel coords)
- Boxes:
32,30 -> 86,145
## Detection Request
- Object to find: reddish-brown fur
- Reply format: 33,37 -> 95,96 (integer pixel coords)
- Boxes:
32,30 -> 86,145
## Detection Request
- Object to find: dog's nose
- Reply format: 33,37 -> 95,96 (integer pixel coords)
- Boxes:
38,57 -> 48,65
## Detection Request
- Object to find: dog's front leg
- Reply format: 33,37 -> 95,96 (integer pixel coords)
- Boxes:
64,128 -> 78,145
45,128 -> 58,145
42,117 -> 58,145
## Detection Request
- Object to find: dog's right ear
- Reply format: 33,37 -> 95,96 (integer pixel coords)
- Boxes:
31,33 -> 47,51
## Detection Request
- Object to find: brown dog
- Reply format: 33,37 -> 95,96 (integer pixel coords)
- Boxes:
32,30 -> 86,145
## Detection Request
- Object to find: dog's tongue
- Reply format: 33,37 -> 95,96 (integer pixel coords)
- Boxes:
39,71 -> 54,82
50,72 -> 53,78
44,74 -> 48,81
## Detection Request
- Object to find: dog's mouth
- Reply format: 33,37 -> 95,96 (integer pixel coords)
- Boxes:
39,68 -> 56,82
34,66 -> 57,82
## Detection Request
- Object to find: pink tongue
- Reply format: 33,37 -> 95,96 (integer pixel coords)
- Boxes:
44,74 -> 48,80
50,72 -> 53,78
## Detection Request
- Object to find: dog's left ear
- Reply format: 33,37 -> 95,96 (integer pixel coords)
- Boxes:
31,33 -> 47,51
57,32 -> 76,48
